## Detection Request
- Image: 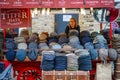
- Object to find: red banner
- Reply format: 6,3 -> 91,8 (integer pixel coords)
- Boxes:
23,0 -> 41,8
41,0 -> 55,8
55,0 -> 70,8
100,0 -> 114,7
11,0 -> 24,8
0,0 -> 12,8
0,8 -> 31,29
85,0 -> 100,8
69,0 -> 84,8
0,0 -> 114,8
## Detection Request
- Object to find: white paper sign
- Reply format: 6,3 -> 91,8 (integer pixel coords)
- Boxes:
63,15 -> 72,22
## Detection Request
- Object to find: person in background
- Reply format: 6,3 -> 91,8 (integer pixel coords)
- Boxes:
65,18 -> 80,37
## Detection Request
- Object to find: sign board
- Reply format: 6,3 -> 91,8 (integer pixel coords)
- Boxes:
69,0 -> 84,8
85,0 -> 100,8
0,8 -> 31,28
0,0 -> 115,8
100,0 -> 114,7
41,0 -> 55,8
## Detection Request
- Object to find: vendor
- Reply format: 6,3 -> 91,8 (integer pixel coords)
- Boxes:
65,18 -> 80,37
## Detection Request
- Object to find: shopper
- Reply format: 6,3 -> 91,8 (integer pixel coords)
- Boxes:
65,18 -> 80,37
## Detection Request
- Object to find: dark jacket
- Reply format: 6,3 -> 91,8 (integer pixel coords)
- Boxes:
65,25 -> 80,37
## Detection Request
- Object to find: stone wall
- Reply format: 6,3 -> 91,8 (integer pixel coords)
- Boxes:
32,9 -> 101,35
32,14 -> 54,35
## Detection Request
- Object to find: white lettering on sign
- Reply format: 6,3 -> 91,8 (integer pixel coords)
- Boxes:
101,1 -> 113,3
42,1 -> 53,4
0,2 -> 10,4
1,12 -> 27,20
13,1 -> 22,5
71,2 -> 83,4
26,2 -> 39,4
87,1 -> 98,4
1,10 -> 28,25
59,1 -> 66,3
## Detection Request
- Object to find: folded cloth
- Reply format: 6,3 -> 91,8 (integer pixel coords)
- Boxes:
51,43 -> 61,49
6,38 -> 16,49
66,53 -> 78,71
69,36 -> 80,44
62,44 -> 72,50
6,49 -> 16,62
48,37 -> 58,44
81,36 -> 92,45
80,30 -> 90,38
58,36 -> 68,45
89,49 -> 98,60
55,56 -> 67,70
78,55 -> 92,71
41,53 -> 55,71
28,42 -> 38,49
84,42 -> 94,50
14,37 -> 26,43
28,34 -> 38,42
93,35 -> 107,44
91,31 -> 99,40
28,48 -> 38,61
99,48 -> 108,62
39,42 -> 49,50
94,42 -> 108,49
69,42 -> 83,49
75,49 -> 90,57
50,32 -> 58,37
108,48 -> 118,61
17,43 -> 27,50
16,49 -> 26,61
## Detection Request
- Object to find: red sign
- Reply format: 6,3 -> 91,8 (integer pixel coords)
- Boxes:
11,0 -> 24,8
69,0 -> 84,8
41,0 -> 55,8
100,0 -> 114,7
24,0 -> 42,8
0,0 -> 114,8
85,0 -> 100,8
0,8 -> 31,28
0,0 -> 12,8
55,0 -> 69,8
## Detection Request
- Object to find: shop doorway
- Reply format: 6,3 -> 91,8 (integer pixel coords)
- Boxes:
55,14 -> 79,34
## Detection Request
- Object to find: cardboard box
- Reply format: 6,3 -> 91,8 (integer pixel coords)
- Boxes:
42,70 -> 90,80
55,71 -> 65,80
66,71 -> 77,80
42,71 -> 55,80
77,71 -> 90,80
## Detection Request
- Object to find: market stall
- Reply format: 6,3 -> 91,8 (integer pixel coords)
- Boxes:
0,0 -> 119,80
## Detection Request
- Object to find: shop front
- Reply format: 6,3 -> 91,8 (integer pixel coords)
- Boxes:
0,0 -> 120,80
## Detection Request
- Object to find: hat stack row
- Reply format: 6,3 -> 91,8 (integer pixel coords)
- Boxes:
41,48 -> 118,71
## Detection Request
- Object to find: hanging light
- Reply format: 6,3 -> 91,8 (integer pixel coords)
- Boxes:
90,7 -> 93,15
42,8 -> 46,15
62,8 -> 66,13
81,8 -> 86,15
34,8 -> 38,15
31,9 -> 35,18
46,8 -> 50,15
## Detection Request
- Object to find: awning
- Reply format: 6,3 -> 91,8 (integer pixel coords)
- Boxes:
0,0 -> 114,8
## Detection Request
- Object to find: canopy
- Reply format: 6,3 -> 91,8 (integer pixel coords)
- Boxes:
0,0 -> 114,8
